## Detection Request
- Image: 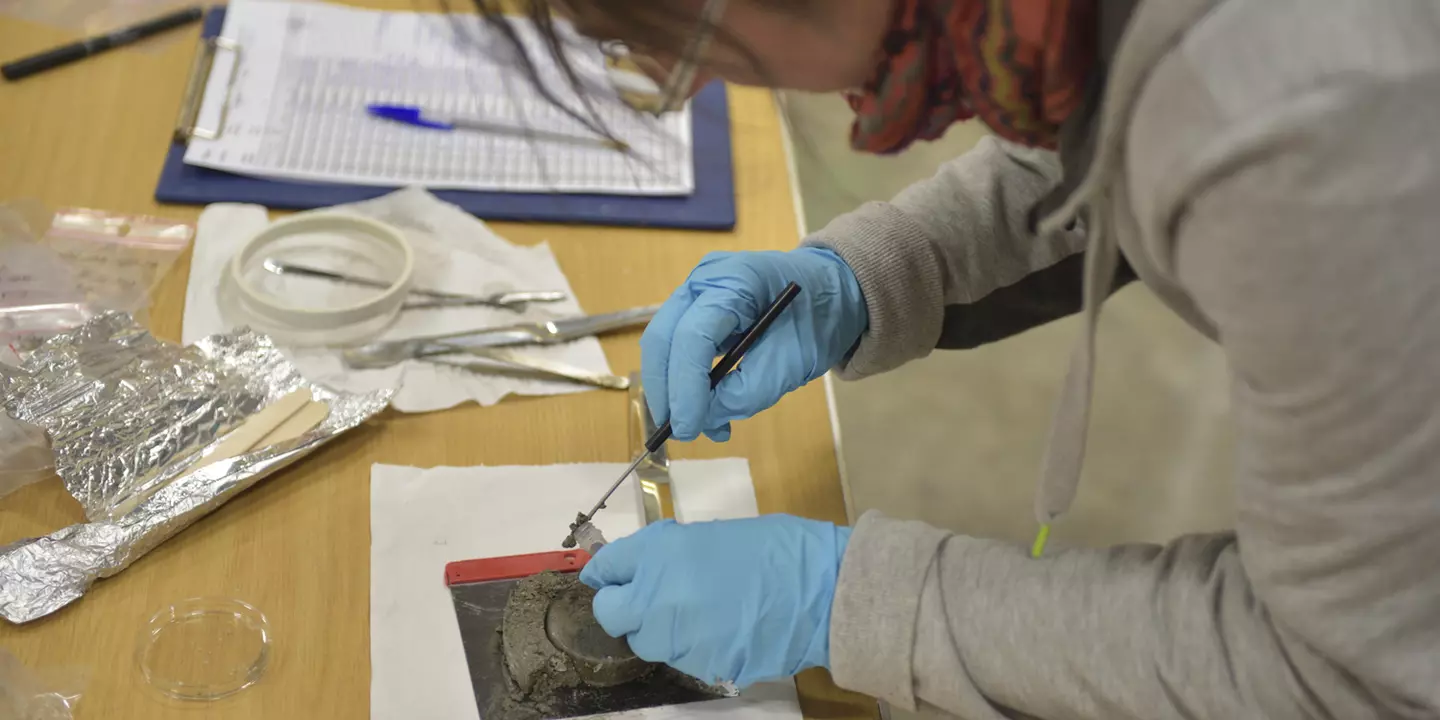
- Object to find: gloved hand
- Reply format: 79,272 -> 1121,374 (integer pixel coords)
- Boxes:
640,248 -> 867,442
580,515 -> 852,688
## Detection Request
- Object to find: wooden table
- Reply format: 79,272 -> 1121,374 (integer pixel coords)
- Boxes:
0,5 -> 872,719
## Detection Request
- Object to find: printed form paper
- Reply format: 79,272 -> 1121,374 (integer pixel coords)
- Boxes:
186,0 -> 694,196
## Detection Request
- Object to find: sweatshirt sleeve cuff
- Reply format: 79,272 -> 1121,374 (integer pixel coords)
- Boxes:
828,511 -> 950,709
803,203 -> 945,379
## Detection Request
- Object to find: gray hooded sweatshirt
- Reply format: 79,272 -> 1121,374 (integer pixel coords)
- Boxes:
807,0 -> 1440,717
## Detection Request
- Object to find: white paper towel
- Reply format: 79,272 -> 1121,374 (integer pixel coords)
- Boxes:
369,459 -> 802,720
184,188 -> 614,413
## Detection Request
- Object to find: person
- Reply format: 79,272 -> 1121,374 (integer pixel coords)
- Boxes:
476,0 -> 1440,717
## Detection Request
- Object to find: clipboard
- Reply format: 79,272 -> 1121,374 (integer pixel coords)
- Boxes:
156,7 -> 737,231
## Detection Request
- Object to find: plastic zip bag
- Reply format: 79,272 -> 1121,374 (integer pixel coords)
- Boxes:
0,242 -> 87,363
42,208 -> 193,325
1,204 -> 84,362
0,205 -> 193,498
0,203 -> 64,496
0,206 -> 192,357
0,416 -> 53,499
0,649 -> 84,720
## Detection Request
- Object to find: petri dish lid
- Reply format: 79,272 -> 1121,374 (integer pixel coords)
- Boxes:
138,597 -> 272,701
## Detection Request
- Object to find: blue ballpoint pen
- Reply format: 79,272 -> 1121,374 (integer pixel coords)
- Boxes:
365,104 -> 629,151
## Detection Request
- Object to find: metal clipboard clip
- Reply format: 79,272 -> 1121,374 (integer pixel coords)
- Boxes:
173,36 -> 241,143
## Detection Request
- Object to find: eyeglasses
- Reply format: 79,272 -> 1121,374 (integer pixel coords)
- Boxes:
598,0 -> 727,115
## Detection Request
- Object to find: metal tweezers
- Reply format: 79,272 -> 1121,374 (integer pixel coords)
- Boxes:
341,304 -> 660,370
426,350 -> 630,391
263,259 -> 568,311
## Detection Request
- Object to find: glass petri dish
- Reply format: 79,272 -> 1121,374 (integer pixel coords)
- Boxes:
138,597 -> 271,701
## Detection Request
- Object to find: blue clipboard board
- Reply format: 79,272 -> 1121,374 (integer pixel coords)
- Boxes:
155,7 -> 736,230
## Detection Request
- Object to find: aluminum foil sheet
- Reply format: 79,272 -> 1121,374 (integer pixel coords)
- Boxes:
0,313 -> 390,624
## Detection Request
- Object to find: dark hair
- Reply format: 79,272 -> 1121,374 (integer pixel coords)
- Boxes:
457,1 -> 787,147
448,1 -> 689,147
453,0 -> 885,222
469,0 -> 747,62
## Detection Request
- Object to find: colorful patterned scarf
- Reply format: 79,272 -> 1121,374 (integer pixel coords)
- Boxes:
848,0 -> 1097,152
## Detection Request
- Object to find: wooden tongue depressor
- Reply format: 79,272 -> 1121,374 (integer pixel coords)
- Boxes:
253,397 -> 330,449
203,388 -> 315,465
110,389 -> 329,518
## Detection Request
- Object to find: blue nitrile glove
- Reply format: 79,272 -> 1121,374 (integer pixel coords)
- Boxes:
579,515 -> 852,688
640,248 -> 867,442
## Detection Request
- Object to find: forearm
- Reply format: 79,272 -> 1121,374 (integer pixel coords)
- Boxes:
804,137 -> 1117,378
831,514 -> 1385,720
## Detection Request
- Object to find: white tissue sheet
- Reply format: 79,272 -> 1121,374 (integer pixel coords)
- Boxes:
369,459 -> 802,720
183,188 -> 614,413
